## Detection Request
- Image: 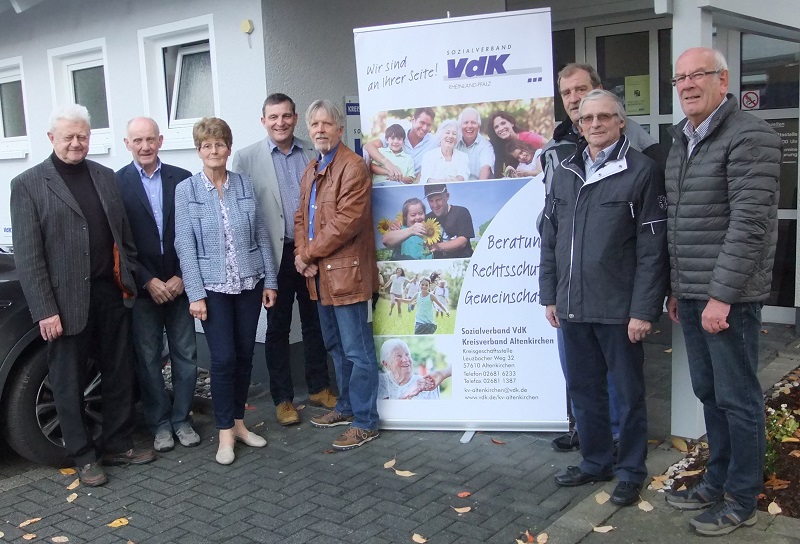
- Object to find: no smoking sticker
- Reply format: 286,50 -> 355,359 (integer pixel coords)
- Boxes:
741,91 -> 759,110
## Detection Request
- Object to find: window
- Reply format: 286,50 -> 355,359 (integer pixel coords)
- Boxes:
48,39 -> 112,154
741,34 -> 799,110
138,16 -> 218,149
0,58 -> 29,159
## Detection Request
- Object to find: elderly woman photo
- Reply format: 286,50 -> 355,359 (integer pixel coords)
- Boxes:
487,111 -> 548,177
174,117 -> 278,465
377,339 -> 441,400
418,119 -> 470,184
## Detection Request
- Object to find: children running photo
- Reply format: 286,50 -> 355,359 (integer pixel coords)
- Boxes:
396,277 -> 449,334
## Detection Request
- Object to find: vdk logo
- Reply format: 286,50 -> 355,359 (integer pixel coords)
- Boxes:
447,54 -> 509,79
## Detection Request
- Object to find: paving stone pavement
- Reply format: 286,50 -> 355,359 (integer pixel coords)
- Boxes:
1,316 -> 799,543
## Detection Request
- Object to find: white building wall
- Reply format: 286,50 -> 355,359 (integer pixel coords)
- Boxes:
261,0 -> 506,140
0,0 -> 267,245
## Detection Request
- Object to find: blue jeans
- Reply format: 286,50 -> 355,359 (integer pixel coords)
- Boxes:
677,299 -> 765,511
265,243 -> 330,404
132,293 -> 198,435
315,283 -> 379,430
561,321 -> 648,484
201,281 -> 264,429
557,328 -> 620,437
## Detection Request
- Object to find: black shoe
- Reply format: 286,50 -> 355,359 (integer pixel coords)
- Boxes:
552,429 -> 580,452
554,465 -> 613,487
102,448 -> 156,466
611,481 -> 641,506
690,494 -> 757,536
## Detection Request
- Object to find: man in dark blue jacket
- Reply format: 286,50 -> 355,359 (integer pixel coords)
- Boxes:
117,117 -> 198,453
540,90 -> 668,507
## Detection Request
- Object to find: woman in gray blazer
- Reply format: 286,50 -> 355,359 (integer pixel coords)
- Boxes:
174,117 -> 278,465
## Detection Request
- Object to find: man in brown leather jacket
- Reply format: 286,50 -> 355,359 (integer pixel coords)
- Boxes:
294,99 -> 380,450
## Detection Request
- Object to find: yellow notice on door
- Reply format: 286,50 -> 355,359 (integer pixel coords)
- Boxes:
624,75 -> 650,115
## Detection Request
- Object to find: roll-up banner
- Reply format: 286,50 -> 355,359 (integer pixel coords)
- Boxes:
354,9 -> 566,431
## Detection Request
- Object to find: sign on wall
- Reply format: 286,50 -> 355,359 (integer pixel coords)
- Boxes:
354,9 -> 566,431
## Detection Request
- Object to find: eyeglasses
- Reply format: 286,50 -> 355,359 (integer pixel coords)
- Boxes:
578,113 -> 618,126
199,142 -> 228,152
670,70 -> 722,86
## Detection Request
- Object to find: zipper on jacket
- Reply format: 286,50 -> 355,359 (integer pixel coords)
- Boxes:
628,202 -> 635,219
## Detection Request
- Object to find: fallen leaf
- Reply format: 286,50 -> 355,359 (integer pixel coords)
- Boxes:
67,493 -> 78,503
638,500 -> 654,512
768,501 -> 782,515
650,479 -> 664,490
536,533 -> 548,544
412,533 -> 428,543
452,506 -> 471,514
758,493 -> 768,500
761,329 -> 769,334
523,530 -> 534,543
59,468 -> 76,475
647,439 -> 660,444
107,518 -> 129,528
0,531 -> 4,538
491,438 -> 506,445
788,450 -> 800,458
457,491 -> 471,498
781,386 -> 791,395
384,458 -> 397,469
765,475 -> 792,490
664,348 -> 672,353
781,437 -> 799,443
253,421 -> 265,428
23,534 -> 36,541
19,518 -> 42,528
394,469 -> 416,477
322,449 -> 336,454
677,469 -> 703,477
67,479 -> 80,490
52,537 -> 70,543
593,525 -> 614,533
296,404 -> 305,410
671,437 -> 688,452
677,484 -> 687,491
595,491 -> 610,504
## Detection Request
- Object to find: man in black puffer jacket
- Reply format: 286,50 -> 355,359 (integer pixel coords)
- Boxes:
540,90 -> 668,508
663,47 -> 782,537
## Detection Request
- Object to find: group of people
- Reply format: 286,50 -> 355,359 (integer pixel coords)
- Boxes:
7,43 -> 780,537
539,50 -> 781,537
366,106 -> 548,184
10,93 -> 381,485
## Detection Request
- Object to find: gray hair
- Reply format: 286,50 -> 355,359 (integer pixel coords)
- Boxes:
459,107 -> 481,126
579,89 -> 627,131
49,104 -> 90,132
710,49 -> 728,72
380,338 -> 410,364
436,119 -> 460,140
305,99 -> 345,129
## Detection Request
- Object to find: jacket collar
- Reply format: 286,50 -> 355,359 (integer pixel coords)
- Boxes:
668,92 -> 737,143
564,134 -> 630,172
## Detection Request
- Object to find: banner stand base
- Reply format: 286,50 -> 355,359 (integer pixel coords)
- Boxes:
459,431 -> 476,444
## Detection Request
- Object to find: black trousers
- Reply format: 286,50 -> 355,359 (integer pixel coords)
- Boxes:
48,279 -> 135,465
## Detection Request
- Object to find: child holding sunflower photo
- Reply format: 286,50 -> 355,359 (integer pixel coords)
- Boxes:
380,197 -> 442,260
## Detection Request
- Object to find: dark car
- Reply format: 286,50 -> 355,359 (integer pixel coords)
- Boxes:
0,248 -> 102,466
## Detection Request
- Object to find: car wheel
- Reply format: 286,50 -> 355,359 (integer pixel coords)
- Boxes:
2,344 -> 103,466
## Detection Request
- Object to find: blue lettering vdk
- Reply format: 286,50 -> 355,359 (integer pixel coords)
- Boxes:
447,54 -> 510,78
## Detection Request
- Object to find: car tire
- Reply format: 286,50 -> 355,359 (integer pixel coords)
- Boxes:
2,345 -> 103,467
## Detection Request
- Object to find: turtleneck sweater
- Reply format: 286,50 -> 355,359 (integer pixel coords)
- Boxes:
51,152 -> 114,280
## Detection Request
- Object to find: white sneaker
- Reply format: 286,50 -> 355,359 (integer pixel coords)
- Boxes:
153,429 -> 174,452
175,425 -> 201,447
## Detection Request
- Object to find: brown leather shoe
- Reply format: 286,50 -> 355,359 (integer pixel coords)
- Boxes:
276,401 -> 300,426
102,448 -> 156,466
77,461 -> 108,487
308,388 -> 338,409
310,410 -> 353,428
332,428 -> 379,450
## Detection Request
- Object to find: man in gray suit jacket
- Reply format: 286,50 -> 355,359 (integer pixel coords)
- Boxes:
232,93 -> 335,426
10,104 -> 154,486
